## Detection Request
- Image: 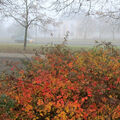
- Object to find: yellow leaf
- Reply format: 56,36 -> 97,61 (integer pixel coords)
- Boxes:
25,104 -> 33,112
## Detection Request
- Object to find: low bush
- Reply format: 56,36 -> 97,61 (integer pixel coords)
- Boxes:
0,44 -> 120,120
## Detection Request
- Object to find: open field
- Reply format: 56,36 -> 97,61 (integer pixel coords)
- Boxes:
0,43 -> 95,54
0,38 -> 120,53
0,43 -> 43,53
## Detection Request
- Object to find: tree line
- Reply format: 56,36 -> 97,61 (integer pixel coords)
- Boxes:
0,0 -> 119,50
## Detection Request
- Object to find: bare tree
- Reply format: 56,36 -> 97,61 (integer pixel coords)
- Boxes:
51,0 -> 95,16
51,0 -> 120,21
96,0 -> 120,20
0,0 -> 54,50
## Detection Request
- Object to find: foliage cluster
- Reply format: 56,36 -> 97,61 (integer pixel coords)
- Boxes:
0,44 -> 120,120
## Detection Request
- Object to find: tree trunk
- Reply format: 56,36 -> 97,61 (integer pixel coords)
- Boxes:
24,26 -> 28,50
24,0 -> 28,50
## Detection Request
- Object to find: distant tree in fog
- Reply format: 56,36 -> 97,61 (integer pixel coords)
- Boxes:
0,0 -> 54,50
8,22 -> 30,40
51,0 -> 120,42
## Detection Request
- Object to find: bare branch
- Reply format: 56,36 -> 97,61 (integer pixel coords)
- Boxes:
0,0 -> 54,49
51,0 -> 120,22
8,12 -> 25,27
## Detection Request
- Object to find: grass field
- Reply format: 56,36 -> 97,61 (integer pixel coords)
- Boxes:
0,43 -> 93,53
0,43 -> 43,53
0,42 -> 120,54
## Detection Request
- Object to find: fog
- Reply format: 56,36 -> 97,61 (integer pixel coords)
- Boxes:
0,1 -> 120,46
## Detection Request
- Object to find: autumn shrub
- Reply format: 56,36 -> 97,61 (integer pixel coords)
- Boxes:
0,44 -> 120,120
0,94 -> 15,119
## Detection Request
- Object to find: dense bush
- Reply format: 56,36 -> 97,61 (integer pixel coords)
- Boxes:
0,44 -> 120,120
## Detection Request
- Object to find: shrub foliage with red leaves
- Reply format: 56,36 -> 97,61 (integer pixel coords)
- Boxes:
0,44 -> 120,120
